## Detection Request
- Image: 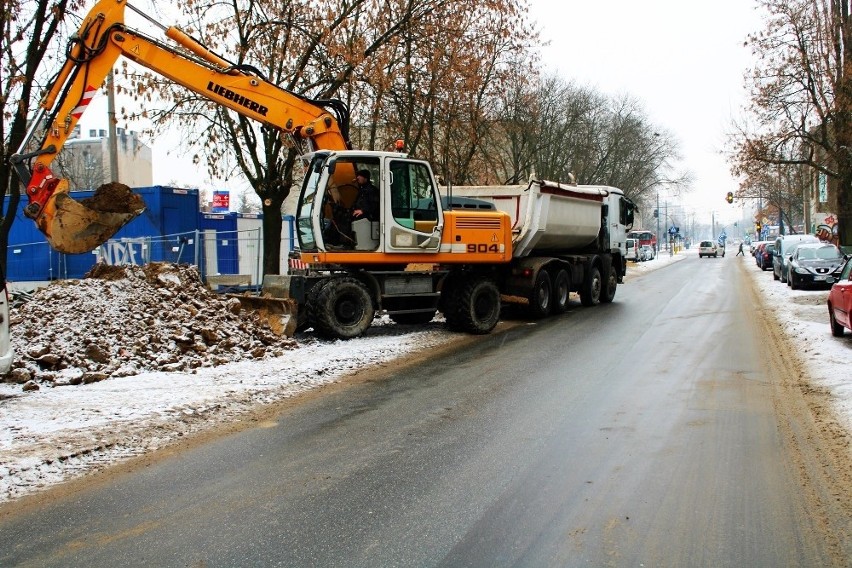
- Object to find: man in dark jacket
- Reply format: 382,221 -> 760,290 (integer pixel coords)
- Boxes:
353,169 -> 380,222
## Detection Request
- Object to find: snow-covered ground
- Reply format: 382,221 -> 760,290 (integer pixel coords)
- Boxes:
1,249 -> 849,504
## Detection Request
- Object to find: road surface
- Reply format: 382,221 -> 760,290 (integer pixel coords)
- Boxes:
1,255 -> 850,566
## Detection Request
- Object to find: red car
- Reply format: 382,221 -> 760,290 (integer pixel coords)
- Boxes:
828,257 -> 852,336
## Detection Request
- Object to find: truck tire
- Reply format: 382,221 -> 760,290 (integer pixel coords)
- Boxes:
528,270 -> 552,318
600,265 -> 617,303
312,277 -> 374,339
390,311 -> 437,325
552,269 -> 570,314
445,277 -> 500,334
580,265 -> 601,307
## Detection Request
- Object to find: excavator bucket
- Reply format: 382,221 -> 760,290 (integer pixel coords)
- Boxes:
228,294 -> 299,337
34,180 -> 146,255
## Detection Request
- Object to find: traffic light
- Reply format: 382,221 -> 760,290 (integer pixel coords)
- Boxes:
725,191 -> 734,204
756,222 -> 762,232
653,208 -> 658,218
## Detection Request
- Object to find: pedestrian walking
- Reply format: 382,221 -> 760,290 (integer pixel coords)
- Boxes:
737,242 -> 744,256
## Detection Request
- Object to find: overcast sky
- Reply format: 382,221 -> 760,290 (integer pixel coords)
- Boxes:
528,0 -> 764,226
76,0 -> 765,226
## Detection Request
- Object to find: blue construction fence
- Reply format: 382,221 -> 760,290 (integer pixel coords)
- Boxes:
4,186 -> 295,290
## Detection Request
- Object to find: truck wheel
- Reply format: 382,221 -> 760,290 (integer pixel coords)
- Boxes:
390,311 -> 437,325
528,270 -> 552,318
552,269 -> 570,314
445,277 -> 500,334
600,266 -> 617,303
312,277 -> 374,339
580,265 -> 601,307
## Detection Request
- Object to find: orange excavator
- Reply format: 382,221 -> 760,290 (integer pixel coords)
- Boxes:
10,0 -> 351,254
9,0 -> 634,340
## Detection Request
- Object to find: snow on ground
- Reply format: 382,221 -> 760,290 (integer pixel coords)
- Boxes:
0,249 -> 849,504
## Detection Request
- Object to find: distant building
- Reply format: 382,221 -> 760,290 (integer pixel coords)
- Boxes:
57,126 -> 153,190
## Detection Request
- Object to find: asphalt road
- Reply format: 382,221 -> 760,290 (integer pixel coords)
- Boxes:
1,255 -> 849,566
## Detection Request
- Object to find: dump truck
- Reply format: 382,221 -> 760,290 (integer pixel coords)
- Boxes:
278,164 -> 635,337
9,0 -> 636,340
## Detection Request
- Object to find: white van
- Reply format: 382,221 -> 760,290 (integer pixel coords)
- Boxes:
626,238 -> 641,262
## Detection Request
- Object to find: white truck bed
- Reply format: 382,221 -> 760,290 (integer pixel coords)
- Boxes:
448,180 -> 614,257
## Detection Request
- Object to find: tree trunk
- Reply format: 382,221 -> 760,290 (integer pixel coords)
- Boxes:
836,175 -> 852,246
261,199 -> 285,276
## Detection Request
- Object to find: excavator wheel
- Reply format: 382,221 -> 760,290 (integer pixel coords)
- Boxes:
311,277 -> 374,339
444,276 -> 500,334
303,278 -> 335,332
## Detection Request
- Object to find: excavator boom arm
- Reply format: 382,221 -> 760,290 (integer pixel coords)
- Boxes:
12,0 -> 350,254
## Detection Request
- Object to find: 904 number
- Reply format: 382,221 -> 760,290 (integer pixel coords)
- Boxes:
466,244 -> 500,253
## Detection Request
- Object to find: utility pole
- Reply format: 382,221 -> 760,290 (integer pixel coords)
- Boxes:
656,192 -> 660,254
106,70 -> 119,183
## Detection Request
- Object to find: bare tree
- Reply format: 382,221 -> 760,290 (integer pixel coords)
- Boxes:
487,74 -> 690,214
53,144 -> 108,190
735,159 -> 807,233
731,0 -> 852,245
0,0 -> 77,273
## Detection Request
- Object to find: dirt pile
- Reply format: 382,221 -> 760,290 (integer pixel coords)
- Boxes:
4,263 -> 297,388
80,182 -> 146,214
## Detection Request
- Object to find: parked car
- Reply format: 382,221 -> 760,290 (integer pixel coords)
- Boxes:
756,243 -> 776,271
626,238 -> 641,262
698,240 -> 720,258
773,234 -> 820,282
751,240 -> 771,264
0,279 -> 12,375
640,245 -> 655,261
787,243 -> 847,290
827,258 -> 852,336
750,240 -> 768,255
754,243 -> 767,267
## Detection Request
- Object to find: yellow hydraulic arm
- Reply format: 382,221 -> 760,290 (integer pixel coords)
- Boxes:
11,0 -> 351,253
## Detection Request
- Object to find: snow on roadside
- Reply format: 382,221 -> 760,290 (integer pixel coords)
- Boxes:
0,322 -> 458,503
741,252 -> 852,432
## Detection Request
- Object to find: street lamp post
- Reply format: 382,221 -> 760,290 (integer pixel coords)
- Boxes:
656,192 -> 661,254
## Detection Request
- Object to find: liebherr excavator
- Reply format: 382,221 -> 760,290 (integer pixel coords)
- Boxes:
11,0 -> 635,340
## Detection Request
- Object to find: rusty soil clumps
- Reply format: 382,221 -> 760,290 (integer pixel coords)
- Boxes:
79,182 -> 146,214
3,262 -> 297,388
